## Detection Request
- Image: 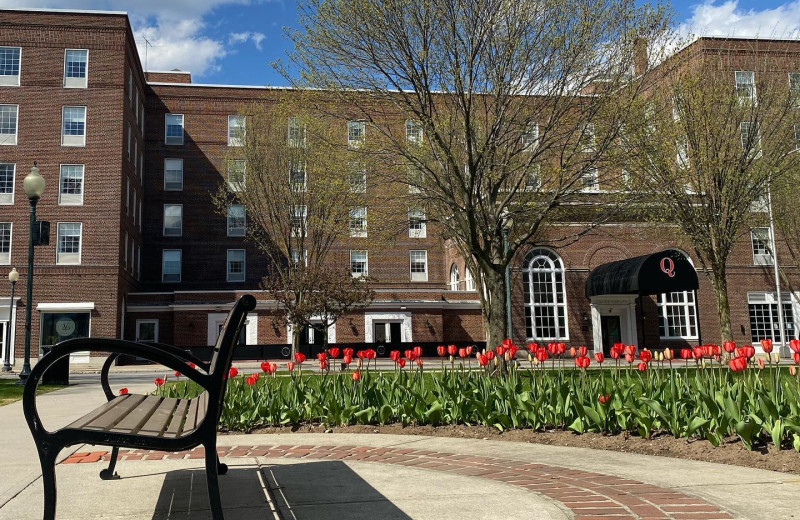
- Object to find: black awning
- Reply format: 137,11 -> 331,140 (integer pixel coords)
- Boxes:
585,249 -> 699,297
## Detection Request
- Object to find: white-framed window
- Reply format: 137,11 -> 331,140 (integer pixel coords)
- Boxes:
349,163 -> 366,193
58,164 -> 84,205
228,115 -> 245,146
164,158 -> 183,191
522,248 -> 568,340
790,72 -> 800,106
290,205 -> 307,237
227,160 -> 246,191
740,121 -> 762,158
349,207 -> 367,237
526,164 -> 541,190
162,249 -> 181,282
751,227 -> 773,265
657,291 -> 698,339
290,160 -> 306,191
136,319 -> 158,342
748,292 -> 795,345
676,139 -> 689,169
226,249 -> 246,282
735,70 -> 756,103
0,222 -> 11,264
56,222 -> 82,265
408,208 -> 426,238
165,113 -> 184,145
410,250 -> 428,281
63,49 -> 88,88
0,104 -> 19,145
288,116 -> 306,147
163,204 -> 183,236
407,164 -> 424,193
449,264 -> 460,291
0,163 -> 14,204
465,268 -> 476,291
347,120 -> 365,148
227,204 -> 246,236
61,106 -> 86,146
581,167 -> 599,191
350,250 -> 368,277
0,47 -> 21,86
406,119 -> 423,144
291,248 -> 308,267
522,123 -> 539,151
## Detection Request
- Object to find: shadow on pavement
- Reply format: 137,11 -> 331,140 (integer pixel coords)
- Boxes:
264,460 -> 413,519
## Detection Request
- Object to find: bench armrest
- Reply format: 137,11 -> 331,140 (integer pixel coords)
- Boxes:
24,338 -> 212,436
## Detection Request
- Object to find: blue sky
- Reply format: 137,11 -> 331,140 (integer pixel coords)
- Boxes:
2,1 -> 800,85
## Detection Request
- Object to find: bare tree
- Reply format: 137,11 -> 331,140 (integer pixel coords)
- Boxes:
286,0 -> 671,347
620,40 -> 800,342
215,95 -> 388,355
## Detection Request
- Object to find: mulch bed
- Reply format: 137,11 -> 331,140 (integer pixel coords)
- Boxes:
246,423 -> 800,475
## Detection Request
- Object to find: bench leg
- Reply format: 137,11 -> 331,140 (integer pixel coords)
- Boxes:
204,443 -> 224,519
217,454 -> 228,475
37,447 -> 58,520
99,446 -> 121,480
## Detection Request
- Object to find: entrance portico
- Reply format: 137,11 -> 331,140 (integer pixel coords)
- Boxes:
585,249 -> 699,355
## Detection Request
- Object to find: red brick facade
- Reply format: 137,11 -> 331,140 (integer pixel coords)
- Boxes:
1,9 -> 799,367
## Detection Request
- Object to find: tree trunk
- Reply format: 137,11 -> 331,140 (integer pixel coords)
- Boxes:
291,324 -> 301,360
482,268 -> 508,350
710,264 -> 733,343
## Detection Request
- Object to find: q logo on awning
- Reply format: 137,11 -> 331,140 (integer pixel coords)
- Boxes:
660,257 -> 676,278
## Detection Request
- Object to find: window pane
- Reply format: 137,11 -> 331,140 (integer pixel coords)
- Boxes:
0,223 -> 10,253
0,105 -> 18,140
40,312 -> 89,347
0,163 -> 14,201
165,114 -> 184,143
0,47 -> 20,77
523,248 -> 568,340
64,49 -> 88,78
62,106 -> 85,135
228,115 -> 245,146
227,204 -> 246,236
164,158 -> 183,190
350,250 -> 367,276
164,205 -> 182,236
162,250 -> 181,282
227,249 -> 245,281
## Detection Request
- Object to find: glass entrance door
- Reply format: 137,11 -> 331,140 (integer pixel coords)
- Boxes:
601,315 -> 622,356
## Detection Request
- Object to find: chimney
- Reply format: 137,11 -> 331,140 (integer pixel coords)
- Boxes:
634,37 -> 648,76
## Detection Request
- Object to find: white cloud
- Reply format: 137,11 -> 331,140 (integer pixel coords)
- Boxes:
229,31 -> 267,50
681,1 -> 800,39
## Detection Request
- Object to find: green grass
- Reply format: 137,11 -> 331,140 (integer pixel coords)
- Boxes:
0,378 -> 63,406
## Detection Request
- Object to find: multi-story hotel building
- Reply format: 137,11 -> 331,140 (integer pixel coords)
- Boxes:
1,8 -> 799,367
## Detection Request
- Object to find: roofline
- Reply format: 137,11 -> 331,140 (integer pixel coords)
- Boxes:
0,7 -> 127,16
147,81 -> 299,90
146,70 -> 192,75
694,35 -> 800,44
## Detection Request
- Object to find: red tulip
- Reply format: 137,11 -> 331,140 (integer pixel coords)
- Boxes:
367,349 -> 377,359
612,343 -> 625,356
663,348 -> 674,361
557,342 -> 566,355
437,345 -> 446,357
728,356 -> 747,372
757,358 -> 765,369
295,352 -> 306,363
594,352 -> 604,364
535,348 -> 548,362
636,361 -> 647,371
356,350 -> 366,359
287,362 -> 296,372
328,347 -> 340,359
390,350 -> 401,362
413,346 -> 423,358
574,356 -> 590,369
610,349 -> 620,359
416,358 -> 424,368
547,342 -> 558,355
486,350 -> 495,360
246,376 -> 256,386
270,362 -> 277,373
577,346 -> 588,357
759,339 -> 773,354
568,347 -> 577,358
680,348 -> 692,360
343,354 -> 352,365
351,370 -> 360,381
598,394 -> 610,405
154,378 -> 165,387
458,347 -> 467,358
713,345 -> 721,356
317,352 -> 327,362
723,341 -> 736,353
119,387 -> 129,395
447,344 -> 457,356
343,347 -> 354,358
624,344 -> 636,356
397,359 -> 406,368
526,342 -> 538,352
477,353 -> 488,366
318,359 -> 329,370
639,349 -> 652,363
789,339 -> 800,354
466,346 -> 474,356
174,371 -> 182,378
624,353 -> 635,364
229,367 -> 239,378
496,345 -> 506,357
793,352 -> 800,364
502,338 -> 513,347
702,344 -> 714,358
741,345 -> 755,359
692,346 -> 704,359
261,361 -> 272,373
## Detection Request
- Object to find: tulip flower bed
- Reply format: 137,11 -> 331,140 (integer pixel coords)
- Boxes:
155,340 -> 800,452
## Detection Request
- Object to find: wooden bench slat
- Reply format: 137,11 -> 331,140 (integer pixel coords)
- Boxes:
163,399 -> 190,438
138,398 -> 180,437
110,396 -> 164,434
66,395 -> 132,430
81,394 -> 148,431
183,392 -> 208,435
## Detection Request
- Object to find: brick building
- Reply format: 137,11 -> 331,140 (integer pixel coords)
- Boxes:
0,8 -> 798,367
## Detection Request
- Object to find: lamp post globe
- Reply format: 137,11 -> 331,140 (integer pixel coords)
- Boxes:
3,268 -> 18,372
18,163 -> 45,384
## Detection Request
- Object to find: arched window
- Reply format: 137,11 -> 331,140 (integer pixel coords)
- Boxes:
465,268 -> 476,291
522,248 -> 568,340
449,264 -> 460,291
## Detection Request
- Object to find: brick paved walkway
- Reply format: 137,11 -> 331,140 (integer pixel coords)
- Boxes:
63,445 -> 733,520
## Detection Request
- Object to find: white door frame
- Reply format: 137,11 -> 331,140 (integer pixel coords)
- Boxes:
590,295 -> 638,354
364,312 -> 412,343
0,297 -> 18,366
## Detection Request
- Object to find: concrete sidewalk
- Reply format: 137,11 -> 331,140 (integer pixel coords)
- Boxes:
1,378 -> 798,519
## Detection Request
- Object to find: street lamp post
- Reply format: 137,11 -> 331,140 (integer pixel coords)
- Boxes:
18,163 -> 45,384
502,223 -> 513,340
2,268 -> 18,372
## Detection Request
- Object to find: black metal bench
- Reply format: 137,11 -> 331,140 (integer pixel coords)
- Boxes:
23,294 -> 256,520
